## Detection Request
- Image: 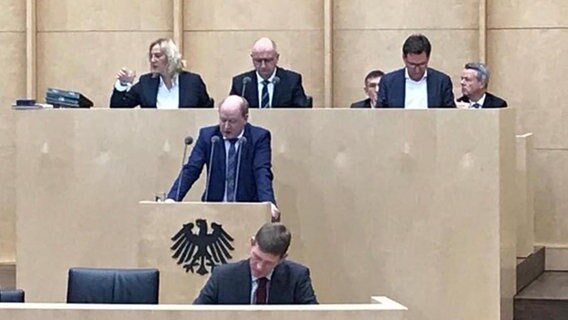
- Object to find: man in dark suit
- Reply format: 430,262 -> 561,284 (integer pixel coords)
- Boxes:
229,37 -> 310,108
194,222 -> 318,304
351,69 -> 385,108
166,95 -> 280,221
378,34 -> 455,108
456,62 -> 507,108
110,38 -> 211,108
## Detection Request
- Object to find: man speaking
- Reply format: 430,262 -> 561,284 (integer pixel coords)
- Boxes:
166,95 -> 280,221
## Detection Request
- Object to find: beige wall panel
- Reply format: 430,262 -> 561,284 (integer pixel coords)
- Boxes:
488,0 -> 568,28
37,32 -> 173,108
184,0 -> 323,30
16,109 -> 515,320
16,110 -> 216,301
488,29 -> 568,148
37,0 -> 172,31
0,33 -> 25,262
0,33 -> 26,107
333,30 -> 477,108
334,0 -> 478,29
533,150 -> 568,245
0,0 -> 25,32
184,31 -> 324,107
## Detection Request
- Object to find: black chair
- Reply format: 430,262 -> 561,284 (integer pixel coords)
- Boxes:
0,289 -> 25,302
66,268 -> 159,304
209,97 -> 215,108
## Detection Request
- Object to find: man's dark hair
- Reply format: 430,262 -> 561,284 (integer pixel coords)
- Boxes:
402,34 -> 432,58
254,223 -> 291,257
364,70 -> 385,85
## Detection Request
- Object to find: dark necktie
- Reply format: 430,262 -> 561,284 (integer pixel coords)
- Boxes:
255,277 -> 268,304
472,102 -> 481,109
261,80 -> 270,108
225,138 -> 238,202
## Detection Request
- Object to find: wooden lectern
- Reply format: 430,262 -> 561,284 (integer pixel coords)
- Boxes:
137,201 -> 271,303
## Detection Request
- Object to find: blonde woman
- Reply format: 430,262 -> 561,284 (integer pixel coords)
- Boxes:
110,38 -> 212,108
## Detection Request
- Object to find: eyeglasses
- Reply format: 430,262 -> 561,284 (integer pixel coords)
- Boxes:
406,61 -> 428,69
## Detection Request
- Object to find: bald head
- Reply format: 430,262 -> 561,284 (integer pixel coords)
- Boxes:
250,37 -> 279,80
218,95 -> 248,139
252,37 -> 278,55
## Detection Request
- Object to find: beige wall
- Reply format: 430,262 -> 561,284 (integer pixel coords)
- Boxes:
15,109 -> 515,320
0,0 -> 25,262
36,0 -> 174,109
183,0 -> 324,107
487,0 -> 568,246
333,0 -> 479,107
1,0 -> 568,265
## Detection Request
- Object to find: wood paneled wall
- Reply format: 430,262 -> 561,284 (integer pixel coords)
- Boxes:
1,0 -> 568,263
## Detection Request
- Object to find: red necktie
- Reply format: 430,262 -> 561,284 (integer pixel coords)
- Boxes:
255,277 -> 268,304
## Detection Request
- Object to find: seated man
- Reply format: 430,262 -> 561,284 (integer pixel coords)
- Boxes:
351,70 -> 385,108
229,37 -> 310,108
110,38 -> 212,108
166,95 -> 280,221
378,34 -> 455,108
457,62 -> 508,108
193,222 -> 318,304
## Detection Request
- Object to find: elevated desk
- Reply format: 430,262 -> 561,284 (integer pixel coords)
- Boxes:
15,109 -> 515,320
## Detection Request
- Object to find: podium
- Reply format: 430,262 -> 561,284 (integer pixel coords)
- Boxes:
137,201 -> 271,303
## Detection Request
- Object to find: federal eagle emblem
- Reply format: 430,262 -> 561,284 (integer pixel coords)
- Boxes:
170,219 -> 234,275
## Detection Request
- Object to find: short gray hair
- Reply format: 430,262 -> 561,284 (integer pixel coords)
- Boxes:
465,62 -> 490,86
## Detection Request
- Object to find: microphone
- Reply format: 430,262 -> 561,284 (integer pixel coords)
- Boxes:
241,76 -> 252,97
232,136 -> 248,201
272,76 -> 280,85
204,136 -> 220,201
175,136 -> 194,201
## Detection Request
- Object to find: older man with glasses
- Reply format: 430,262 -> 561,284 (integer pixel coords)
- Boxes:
457,62 -> 508,109
229,37 -> 310,108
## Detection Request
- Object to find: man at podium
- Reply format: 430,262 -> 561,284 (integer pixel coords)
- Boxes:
194,222 -> 318,304
167,95 -> 280,221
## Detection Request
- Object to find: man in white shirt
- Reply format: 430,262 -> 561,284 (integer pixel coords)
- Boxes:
377,34 -> 455,109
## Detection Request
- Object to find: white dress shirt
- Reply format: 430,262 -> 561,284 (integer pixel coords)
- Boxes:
404,69 -> 428,109
114,74 -> 180,109
469,93 -> 486,108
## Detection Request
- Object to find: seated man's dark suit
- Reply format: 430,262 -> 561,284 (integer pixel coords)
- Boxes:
193,259 -> 318,304
229,67 -> 309,108
110,70 -> 212,108
457,92 -> 508,108
350,98 -> 372,108
377,68 -> 456,108
167,123 -> 276,203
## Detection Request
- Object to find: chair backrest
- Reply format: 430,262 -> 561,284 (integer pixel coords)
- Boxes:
66,268 -> 159,304
0,289 -> 25,302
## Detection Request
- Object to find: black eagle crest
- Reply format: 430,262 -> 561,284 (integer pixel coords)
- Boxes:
170,219 -> 234,275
